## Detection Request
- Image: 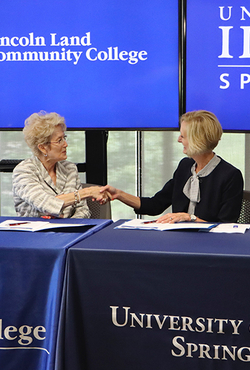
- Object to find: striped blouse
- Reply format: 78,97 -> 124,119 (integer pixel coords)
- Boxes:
12,155 -> 90,218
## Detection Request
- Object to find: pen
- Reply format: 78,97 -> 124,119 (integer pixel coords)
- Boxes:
143,220 -> 157,224
9,222 -> 30,226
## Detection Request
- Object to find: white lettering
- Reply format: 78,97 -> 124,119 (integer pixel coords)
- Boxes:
0,37 -> 11,46
0,49 -> 82,64
50,32 -> 91,46
199,344 -> 213,359
195,317 -> 206,332
110,307 -> 244,334
71,51 -> 82,65
0,33 -> 46,47
10,37 -> 19,47
50,33 -> 60,46
18,326 -> 33,346
187,342 -> 198,357
86,48 -> 97,61
110,306 -> 130,327
6,51 -> 22,61
220,73 -> 230,89
169,316 -> 181,330
0,52 -> 6,61
240,27 -> 250,58
171,336 -> 185,357
238,347 -> 250,362
207,318 -> 214,333
219,26 -> 233,58
219,6 -> 232,21
154,315 -> 168,329
4,326 -> 17,340
28,32 -> 46,46
86,47 -> 148,64
214,318 -> 228,334
0,319 -> 46,346
230,320 -> 243,335
33,326 -> 46,340
240,74 -> 250,89
222,345 -> 237,360
241,6 -> 250,20
181,316 -> 195,332
23,51 -> 39,61
172,336 -> 250,362
130,313 -> 145,328
146,314 -> 152,329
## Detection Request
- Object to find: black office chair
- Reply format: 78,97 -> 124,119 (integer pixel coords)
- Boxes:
81,183 -> 112,219
237,190 -> 250,224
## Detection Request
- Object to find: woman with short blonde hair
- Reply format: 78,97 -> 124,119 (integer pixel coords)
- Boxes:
180,110 -> 223,156
100,110 -> 243,223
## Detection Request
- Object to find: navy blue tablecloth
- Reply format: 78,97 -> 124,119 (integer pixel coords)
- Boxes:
57,220 -> 250,370
0,216 -> 112,370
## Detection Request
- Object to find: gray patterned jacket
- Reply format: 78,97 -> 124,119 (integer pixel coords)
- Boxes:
12,155 -> 90,218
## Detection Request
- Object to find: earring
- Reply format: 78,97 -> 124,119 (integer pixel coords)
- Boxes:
44,153 -> 47,157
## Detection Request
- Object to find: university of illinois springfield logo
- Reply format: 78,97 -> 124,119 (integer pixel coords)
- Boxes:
219,5 -> 250,90
0,319 -> 49,354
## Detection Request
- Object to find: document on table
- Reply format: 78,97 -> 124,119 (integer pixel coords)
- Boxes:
0,219 -> 88,232
209,223 -> 250,234
115,219 -> 216,231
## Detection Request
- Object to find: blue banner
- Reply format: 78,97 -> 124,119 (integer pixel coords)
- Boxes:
186,1 -> 250,131
0,0 -> 179,129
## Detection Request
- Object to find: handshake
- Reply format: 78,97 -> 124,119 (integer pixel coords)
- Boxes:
85,184 -> 138,211
87,185 -> 114,205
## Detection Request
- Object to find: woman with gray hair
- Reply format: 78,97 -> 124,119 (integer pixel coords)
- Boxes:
100,110 -> 243,223
12,111 -> 108,218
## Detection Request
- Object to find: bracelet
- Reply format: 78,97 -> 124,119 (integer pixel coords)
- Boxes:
73,191 -> 78,207
77,190 -> 81,203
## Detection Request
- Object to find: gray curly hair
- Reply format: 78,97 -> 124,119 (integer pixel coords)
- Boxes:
23,111 -> 66,157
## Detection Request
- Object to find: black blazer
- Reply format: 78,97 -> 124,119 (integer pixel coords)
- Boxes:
137,157 -> 243,223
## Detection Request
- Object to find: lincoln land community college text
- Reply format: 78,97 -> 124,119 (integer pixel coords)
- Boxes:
0,32 -> 148,65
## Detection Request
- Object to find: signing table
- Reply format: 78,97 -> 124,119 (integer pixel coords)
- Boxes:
0,216 -> 112,370
57,220 -> 250,370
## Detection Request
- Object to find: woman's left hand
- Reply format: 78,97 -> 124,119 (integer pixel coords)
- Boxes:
156,212 -> 191,224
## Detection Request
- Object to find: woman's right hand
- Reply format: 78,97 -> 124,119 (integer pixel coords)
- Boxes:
99,185 -> 119,200
84,186 -> 111,204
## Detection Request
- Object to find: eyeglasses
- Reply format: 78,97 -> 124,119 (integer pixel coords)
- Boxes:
48,135 -> 67,145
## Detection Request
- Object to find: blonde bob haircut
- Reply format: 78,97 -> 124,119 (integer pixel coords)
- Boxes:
180,110 -> 223,156
23,111 -> 66,157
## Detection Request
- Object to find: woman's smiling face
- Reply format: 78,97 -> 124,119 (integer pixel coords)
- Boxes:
178,120 -> 189,155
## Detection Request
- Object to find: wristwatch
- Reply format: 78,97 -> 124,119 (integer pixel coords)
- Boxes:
190,214 -> 197,222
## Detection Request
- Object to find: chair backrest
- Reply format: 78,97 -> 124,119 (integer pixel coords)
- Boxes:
81,183 -> 112,219
237,190 -> 250,224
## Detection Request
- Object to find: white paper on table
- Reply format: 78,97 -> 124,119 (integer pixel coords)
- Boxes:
115,219 -> 215,231
209,223 -> 250,234
0,219 -> 88,232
